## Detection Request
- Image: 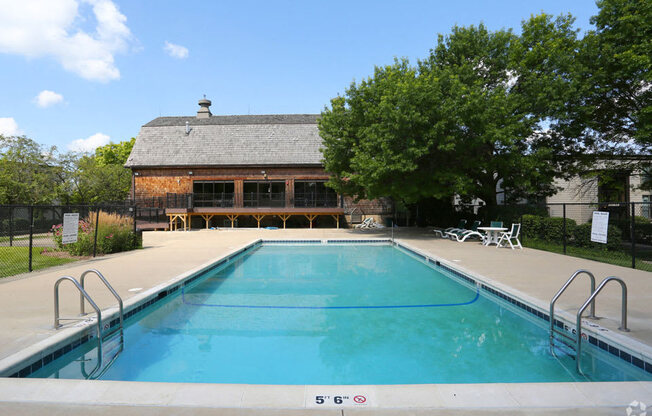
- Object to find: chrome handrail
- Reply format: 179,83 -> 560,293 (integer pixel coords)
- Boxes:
80,332 -> 123,380
54,276 -> 102,342
576,276 -> 629,375
80,269 -> 124,331
549,269 -> 597,355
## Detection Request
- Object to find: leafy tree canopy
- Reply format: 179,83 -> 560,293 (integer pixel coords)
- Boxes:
578,0 -> 651,151
93,138 -> 135,167
0,135 -> 62,204
319,0 -> 650,206
61,154 -> 132,204
0,135 -> 135,205
320,20 -> 577,206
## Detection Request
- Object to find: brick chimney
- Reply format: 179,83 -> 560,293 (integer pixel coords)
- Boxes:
197,96 -> 212,118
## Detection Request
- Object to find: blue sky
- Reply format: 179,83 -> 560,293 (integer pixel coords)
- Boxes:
0,0 -> 599,152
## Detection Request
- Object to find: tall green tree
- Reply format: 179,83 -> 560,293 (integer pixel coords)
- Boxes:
62,155 -> 132,204
320,23 -> 577,207
320,60 -> 456,205
578,0 -> 651,151
61,138 -> 135,204
0,135 -> 62,204
94,138 -> 135,166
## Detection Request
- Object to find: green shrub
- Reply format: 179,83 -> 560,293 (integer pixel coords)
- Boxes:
521,214 -> 542,239
522,214 -> 576,242
571,223 -> 623,251
51,219 -> 95,256
480,205 -> 548,227
542,217 -> 576,241
610,216 -> 652,244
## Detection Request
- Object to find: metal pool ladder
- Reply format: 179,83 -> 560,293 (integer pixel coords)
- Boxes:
549,269 -> 629,375
549,269 -> 596,357
53,269 -> 124,379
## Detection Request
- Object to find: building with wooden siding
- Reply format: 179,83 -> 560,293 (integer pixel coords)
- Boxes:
125,98 -> 391,229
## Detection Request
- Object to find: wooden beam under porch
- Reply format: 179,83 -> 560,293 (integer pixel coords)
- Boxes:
166,207 -> 344,230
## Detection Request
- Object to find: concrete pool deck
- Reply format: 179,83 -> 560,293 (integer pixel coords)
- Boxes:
0,227 -> 651,414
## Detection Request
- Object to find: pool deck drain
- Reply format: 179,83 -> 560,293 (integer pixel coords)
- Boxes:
0,228 -> 651,413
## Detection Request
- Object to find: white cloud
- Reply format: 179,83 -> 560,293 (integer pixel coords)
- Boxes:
164,41 -> 189,59
0,117 -> 22,136
0,0 -> 134,82
68,132 -> 110,152
35,90 -> 64,108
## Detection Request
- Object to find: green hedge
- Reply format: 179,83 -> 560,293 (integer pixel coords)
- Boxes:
522,214 -> 623,251
611,216 -> 652,245
522,214 -> 577,241
571,223 -> 623,251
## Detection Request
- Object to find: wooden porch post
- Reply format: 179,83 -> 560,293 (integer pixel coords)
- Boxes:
201,214 -> 214,229
253,214 -> 265,229
279,214 -> 291,229
305,214 -> 317,229
227,214 -> 238,228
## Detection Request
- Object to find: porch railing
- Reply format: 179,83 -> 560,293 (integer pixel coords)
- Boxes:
294,192 -> 338,208
243,192 -> 285,208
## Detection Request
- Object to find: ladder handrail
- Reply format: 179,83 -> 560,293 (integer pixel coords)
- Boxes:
80,269 -> 124,331
81,332 -> 123,380
54,276 -> 102,342
549,269 -> 597,355
576,276 -> 629,375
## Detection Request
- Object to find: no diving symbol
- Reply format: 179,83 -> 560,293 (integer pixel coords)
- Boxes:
353,395 -> 366,404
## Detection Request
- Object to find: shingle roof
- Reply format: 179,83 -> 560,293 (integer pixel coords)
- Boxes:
125,114 -> 324,168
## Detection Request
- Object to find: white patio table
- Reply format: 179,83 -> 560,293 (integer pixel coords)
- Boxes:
477,226 -> 508,246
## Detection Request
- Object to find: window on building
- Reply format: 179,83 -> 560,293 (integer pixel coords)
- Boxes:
294,181 -> 338,207
193,181 -> 234,207
643,195 -> 651,220
598,171 -> 630,203
243,181 -> 285,207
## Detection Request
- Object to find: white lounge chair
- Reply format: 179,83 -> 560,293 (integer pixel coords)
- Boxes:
446,220 -> 481,241
454,220 -> 486,242
354,217 -> 385,229
354,217 -> 373,229
435,219 -> 467,238
496,223 -> 522,250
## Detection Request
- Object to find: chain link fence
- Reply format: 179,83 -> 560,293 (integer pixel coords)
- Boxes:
0,205 -> 139,278
438,202 -> 652,272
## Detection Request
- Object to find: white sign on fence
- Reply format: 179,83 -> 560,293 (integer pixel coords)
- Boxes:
591,211 -> 609,244
62,213 -> 79,244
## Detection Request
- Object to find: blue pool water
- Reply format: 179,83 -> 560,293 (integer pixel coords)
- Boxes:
30,244 -> 651,384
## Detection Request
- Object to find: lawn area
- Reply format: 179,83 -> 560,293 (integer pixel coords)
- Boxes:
0,247 -> 77,278
0,233 -> 51,244
523,239 -> 652,272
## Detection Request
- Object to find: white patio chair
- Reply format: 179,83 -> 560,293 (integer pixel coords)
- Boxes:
496,223 -> 522,250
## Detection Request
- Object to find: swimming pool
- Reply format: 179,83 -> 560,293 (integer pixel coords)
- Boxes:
27,242 -> 652,384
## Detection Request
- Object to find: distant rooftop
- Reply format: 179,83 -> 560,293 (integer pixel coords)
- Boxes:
125,99 -> 323,168
143,114 -> 319,127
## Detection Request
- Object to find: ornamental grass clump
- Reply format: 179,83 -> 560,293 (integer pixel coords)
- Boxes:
51,211 -> 140,256
94,211 -> 139,254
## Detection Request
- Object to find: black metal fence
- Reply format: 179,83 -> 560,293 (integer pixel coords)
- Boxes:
0,205 -> 139,278
439,202 -> 652,272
